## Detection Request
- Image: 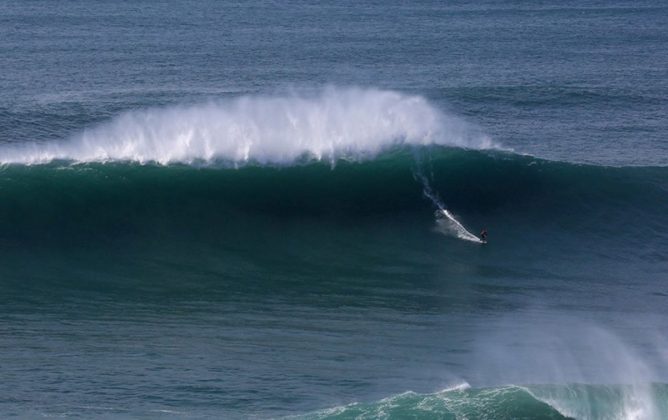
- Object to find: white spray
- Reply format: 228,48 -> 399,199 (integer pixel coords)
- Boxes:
0,87 -> 494,165
471,313 -> 666,420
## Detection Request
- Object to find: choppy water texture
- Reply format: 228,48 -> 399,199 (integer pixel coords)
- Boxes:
1,1 -> 667,419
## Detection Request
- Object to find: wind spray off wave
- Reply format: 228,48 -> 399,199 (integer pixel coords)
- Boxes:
0,87 -> 494,165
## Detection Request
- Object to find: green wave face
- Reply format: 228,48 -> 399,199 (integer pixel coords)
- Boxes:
1,145 -> 665,309
0,146 -> 665,243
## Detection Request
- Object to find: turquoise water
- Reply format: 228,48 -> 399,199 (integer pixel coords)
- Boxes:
1,1 -> 668,418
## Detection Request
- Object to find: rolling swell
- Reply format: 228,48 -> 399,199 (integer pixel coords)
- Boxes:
298,383 -> 668,420
0,147 -> 665,245
297,384 -> 572,419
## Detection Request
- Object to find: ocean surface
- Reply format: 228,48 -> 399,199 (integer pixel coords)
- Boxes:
1,1 -> 667,418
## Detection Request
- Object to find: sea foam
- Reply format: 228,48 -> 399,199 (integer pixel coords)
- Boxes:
0,87 -> 494,165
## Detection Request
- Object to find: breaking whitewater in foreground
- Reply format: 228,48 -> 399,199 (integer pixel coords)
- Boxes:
296,383 -> 668,420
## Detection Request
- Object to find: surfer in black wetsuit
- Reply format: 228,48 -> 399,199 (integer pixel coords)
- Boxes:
480,228 -> 488,243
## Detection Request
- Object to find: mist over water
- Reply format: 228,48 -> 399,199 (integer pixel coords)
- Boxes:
296,314 -> 668,419
472,313 -> 668,419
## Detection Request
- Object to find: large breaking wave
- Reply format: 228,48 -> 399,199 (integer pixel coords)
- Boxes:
0,88 -> 494,165
0,148 -> 665,251
0,87 -> 665,252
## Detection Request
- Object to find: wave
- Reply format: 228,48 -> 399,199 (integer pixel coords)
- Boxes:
293,383 -> 668,420
0,148 -> 665,242
0,147 -> 664,259
292,383 -> 566,419
0,87 -> 494,165
435,209 -> 484,243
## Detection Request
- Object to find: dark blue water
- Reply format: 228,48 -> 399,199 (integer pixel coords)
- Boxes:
1,1 -> 667,418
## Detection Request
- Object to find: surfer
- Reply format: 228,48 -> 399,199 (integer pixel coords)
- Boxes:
480,228 -> 488,243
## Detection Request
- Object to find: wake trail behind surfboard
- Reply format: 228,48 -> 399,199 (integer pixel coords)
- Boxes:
414,169 -> 483,243
437,209 -> 484,243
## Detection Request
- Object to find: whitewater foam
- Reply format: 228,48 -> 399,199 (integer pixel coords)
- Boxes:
414,168 -> 483,243
436,209 -> 483,243
0,87 -> 495,165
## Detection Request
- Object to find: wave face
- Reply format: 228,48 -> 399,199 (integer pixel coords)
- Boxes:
0,88 -> 493,165
297,383 -> 668,420
0,147 -> 666,245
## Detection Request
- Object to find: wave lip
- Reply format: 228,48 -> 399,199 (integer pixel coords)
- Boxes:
0,87 -> 494,166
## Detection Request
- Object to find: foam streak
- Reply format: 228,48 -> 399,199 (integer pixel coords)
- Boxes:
415,168 -> 483,243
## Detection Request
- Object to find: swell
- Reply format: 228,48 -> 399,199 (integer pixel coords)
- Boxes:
296,383 -> 668,420
294,384 -> 567,419
449,85 -> 667,108
0,147 -> 665,245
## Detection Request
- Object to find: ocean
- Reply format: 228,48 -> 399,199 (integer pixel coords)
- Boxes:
1,1 -> 667,418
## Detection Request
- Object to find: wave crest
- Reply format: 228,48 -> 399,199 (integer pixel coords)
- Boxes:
1,87 -> 494,165
293,384 -> 572,419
